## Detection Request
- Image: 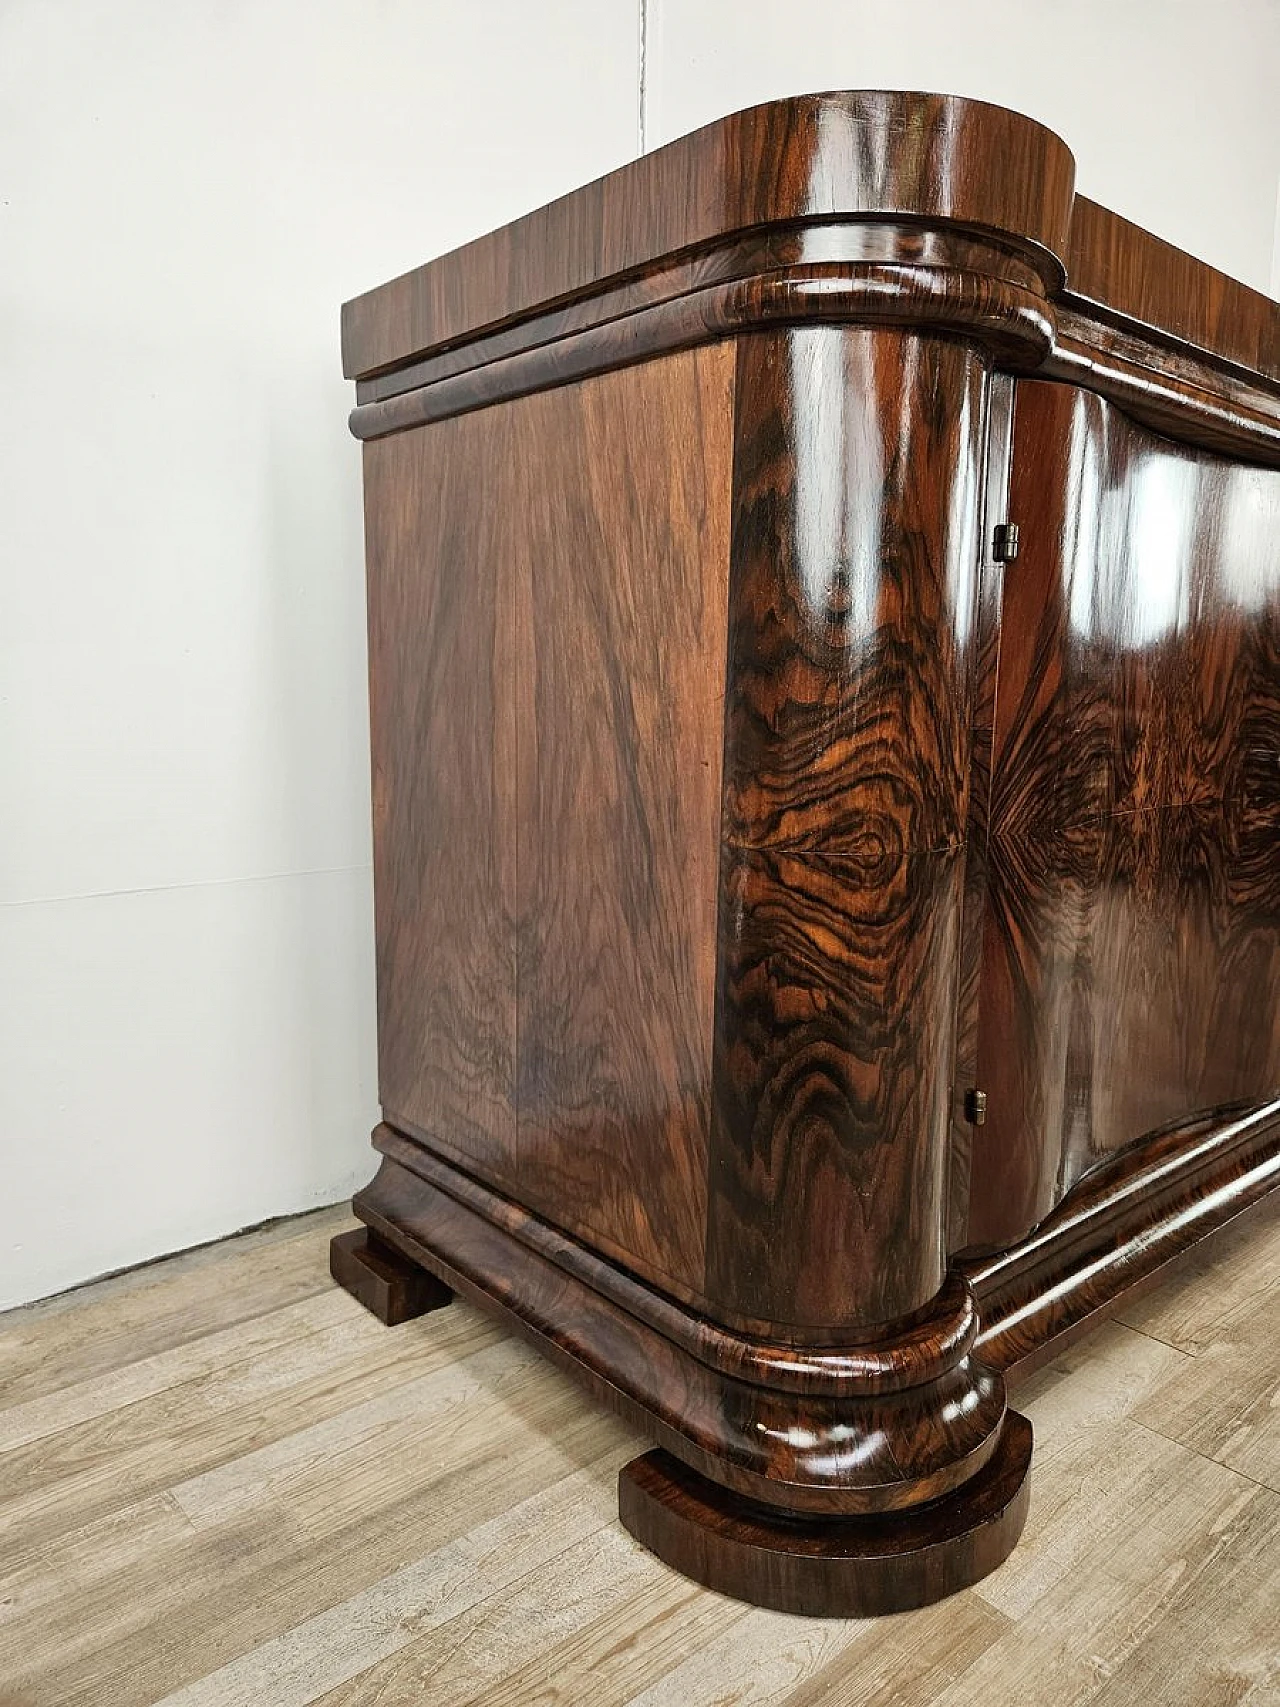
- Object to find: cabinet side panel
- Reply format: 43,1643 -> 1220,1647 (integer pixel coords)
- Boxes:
364,345 -> 735,1297
365,423 -> 519,1174
969,379 -> 1280,1247
515,345 -> 733,1294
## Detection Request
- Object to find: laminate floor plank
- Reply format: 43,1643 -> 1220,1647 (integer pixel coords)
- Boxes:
1008,1316 -> 1192,1468
148,1458 -> 628,1707
3,1406 -> 633,1706
933,1432 -> 1274,1707
613,1589 -> 1008,1707
1131,1336 -> 1280,1493
0,1289 -> 353,1453
1111,1196 -> 1280,1355
0,1206 -> 352,1408
307,1530 -> 735,1707
394,1553 -> 751,1707
0,1203 -> 1276,1707
1113,1205 -> 1280,1495
0,1289 -> 503,1562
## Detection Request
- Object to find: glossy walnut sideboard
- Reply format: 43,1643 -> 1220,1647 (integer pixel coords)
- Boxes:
331,91 -> 1280,1615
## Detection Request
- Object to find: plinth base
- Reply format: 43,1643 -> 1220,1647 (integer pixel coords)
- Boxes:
330,1227 -> 453,1326
618,1411 -> 1033,1616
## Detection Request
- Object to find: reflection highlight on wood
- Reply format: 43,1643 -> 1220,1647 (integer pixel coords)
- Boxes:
2,1205 -> 1278,1703
333,89 -> 1280,1614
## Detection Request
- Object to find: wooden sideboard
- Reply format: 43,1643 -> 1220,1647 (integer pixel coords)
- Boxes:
330,91 -> 1280,1615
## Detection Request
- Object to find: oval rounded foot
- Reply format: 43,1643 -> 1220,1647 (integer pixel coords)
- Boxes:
618,1410 -> 1032,1616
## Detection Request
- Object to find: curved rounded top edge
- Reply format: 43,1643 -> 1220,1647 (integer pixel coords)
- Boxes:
680,87 -> 1076,246
340,88 -> 1076,380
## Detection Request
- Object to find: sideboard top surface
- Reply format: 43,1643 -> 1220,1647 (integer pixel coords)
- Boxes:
340,89 -> 1280,391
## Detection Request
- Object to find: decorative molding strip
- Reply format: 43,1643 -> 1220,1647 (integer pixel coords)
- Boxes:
968,1099 -> 1280,1377
372,1121 -> 978,1397
357,1142 -> 1008,1518
348,252 -> 1055,442
352,221 -> 1052,404
348,233 -> 1280,465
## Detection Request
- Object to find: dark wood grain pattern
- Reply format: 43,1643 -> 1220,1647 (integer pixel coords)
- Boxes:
1065,196 -> 1280,385
337,91 -> 1280,1614
363,418 -> 519,1177
355,1144 -> 1011,1518
341,91 -> 1075,379
965,379 -> 1280,1250
515,345 -> 733,1293
705,327 -> 986,1332
364,345 -> 734,1299
328,1226 -> 452,1325
618,1413 -> 1033,1618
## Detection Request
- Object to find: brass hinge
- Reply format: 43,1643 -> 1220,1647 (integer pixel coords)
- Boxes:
964,1088 -> 988,1127
993,522 -> 1019,562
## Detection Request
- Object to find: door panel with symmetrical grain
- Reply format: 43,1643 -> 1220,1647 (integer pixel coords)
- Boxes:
966,381 -> 1280,1250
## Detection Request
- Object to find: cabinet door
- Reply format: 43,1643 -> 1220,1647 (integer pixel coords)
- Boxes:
963,379 -> 1280,1250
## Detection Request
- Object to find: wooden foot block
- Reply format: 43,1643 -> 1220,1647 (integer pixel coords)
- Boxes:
618,1411 -> 1032,1617
330,1227 -> 453,1326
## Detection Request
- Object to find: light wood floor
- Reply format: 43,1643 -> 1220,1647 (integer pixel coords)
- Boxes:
1,1202 -> 1277,1707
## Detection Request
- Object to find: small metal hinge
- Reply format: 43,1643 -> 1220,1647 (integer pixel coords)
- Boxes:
993,522 -> 1020,562
964,1088 -> 988,1127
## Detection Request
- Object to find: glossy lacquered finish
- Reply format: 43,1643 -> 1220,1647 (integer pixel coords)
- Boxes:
708,327 -> 984,1333
342,92 -> 1280,469
340,91 -> 1075,381
333,91 -> 1280,1614
964,380 -> 1280,1250
358,1136 -> 1010,1519
618,1414 -> 1034,1619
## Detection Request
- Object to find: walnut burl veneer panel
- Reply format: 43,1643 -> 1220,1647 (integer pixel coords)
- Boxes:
967,380 -> 1280,1248
364,343 -> 734,1298
706,327 -> 986,1332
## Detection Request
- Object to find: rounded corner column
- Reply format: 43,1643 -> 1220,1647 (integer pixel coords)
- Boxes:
705,324 -> 992,1335
669,322 -> 1021,1607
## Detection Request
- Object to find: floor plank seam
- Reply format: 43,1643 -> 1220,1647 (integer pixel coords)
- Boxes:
1126,1417 -> 1279,1496
1105,1314 -> 1199,1358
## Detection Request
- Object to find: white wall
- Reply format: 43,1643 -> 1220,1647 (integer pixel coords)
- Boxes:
0,0 -> 638,1310
2,0 -> 1277,1310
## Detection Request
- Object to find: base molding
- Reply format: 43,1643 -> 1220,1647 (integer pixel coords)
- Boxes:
340,1102 -> 1280,1611
618,1411 -> 1034,1617
967,1099 -> 1280,1379
352,1139 -> 1008,1519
